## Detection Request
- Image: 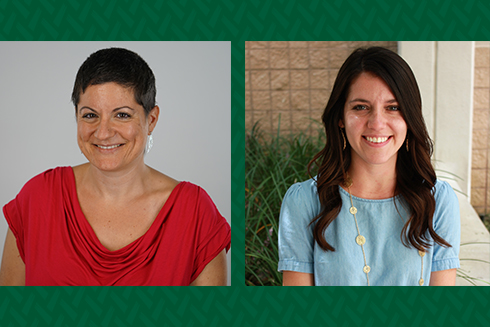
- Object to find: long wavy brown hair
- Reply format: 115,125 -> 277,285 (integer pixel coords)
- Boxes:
307,47 -> 451,252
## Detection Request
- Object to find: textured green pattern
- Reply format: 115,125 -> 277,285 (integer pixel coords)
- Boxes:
1,0 -> 490,326
1,287 -> 489,326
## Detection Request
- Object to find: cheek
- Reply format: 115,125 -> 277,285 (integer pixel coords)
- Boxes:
77,124 -> 91,141
393,117 -> 408,137
124,124 -> 142,138
121,122 -> 147,144
343,113 -> 363,137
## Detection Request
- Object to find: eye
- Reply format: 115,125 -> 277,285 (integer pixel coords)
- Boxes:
353,104 -> 367,110
387,106 -> 400,111
116,112 -> 131,119
81,113 -> 97,119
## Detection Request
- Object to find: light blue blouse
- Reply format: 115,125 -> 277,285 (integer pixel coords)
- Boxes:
278,178 -> 460,286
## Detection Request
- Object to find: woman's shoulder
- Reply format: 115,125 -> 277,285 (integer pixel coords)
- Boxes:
29,166 -> 69,180
432,178 -> 460,224
164,179 -> 229,234
172,181 -> 217,206
432,179 -> 458,202
21,166 -> 70,191
147,169 -> 216,208
6,167 -> 71,210
147,168 -> 211,201
281,177 -> 321,219
284,178 -> 318,201
147,167 -> 181,195
146,167 -> 213,199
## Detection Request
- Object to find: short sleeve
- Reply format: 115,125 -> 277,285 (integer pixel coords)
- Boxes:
3,197 -> 25,261
431,180 -> 461,271
2,172 -> 47,262
278,180 -> 320,274
190,187 -> 231,283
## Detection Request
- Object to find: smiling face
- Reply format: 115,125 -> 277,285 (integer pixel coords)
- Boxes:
76,82 -> 158,172
340,72 -> 407,170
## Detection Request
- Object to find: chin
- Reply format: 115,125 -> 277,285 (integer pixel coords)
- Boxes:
365,155 -> 397,166
89,159 -> 124,172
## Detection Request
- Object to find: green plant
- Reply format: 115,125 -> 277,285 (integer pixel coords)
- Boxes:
482,215 -> 490,233
245,123 -> 325,286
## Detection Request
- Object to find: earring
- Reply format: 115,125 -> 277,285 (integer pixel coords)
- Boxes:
341,128 -> 346,151
146,133 -> 153,154
406,137 -> 409,152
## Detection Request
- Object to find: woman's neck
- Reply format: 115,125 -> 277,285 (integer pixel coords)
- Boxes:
345,161 -> 397,200
76,161 -> 151,201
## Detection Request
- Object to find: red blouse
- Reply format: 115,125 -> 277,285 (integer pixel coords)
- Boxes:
3,167 -> 231,286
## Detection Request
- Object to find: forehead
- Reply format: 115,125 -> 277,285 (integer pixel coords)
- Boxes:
78,82 -> 138,107
346,72 -> 395,100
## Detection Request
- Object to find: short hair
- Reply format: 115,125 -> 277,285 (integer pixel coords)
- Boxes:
71,47 -> 156,115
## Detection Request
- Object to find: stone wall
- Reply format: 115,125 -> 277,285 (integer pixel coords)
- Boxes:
245,41 -> 397,135
471,41 -> 490,216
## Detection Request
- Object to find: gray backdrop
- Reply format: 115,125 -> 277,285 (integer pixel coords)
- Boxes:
0,42 -> 231,285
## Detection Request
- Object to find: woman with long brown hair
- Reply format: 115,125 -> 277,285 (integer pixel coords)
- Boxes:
278,47 -> 460,286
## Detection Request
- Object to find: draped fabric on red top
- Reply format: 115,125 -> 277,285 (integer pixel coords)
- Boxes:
3,167 -> 231,286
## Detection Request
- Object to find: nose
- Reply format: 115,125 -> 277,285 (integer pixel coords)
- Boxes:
367,106 -> 386,130
94,117 -> 114,140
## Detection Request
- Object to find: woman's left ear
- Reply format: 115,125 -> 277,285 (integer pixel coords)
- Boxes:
148,106 -> 160,133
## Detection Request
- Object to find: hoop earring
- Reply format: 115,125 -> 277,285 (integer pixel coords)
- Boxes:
146,133 -> 153,154
406,137 -> 409,152
341,129 -> 346,151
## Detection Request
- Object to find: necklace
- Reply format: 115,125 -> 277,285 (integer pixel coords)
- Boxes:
343,176 -> 425,286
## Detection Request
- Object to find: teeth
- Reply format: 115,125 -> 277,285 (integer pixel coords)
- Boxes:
97,144 -> 121,149
366,136 -> 388,143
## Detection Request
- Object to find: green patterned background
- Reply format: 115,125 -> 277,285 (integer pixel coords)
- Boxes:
1,0 -> 490,326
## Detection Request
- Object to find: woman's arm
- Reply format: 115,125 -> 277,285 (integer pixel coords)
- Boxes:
190,249 -> 227,286
429,268 -> 456,286
282,271 -> 314,286
0,228 -> 25,286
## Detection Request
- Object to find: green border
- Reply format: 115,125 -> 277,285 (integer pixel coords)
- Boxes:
1,0 -> 490,326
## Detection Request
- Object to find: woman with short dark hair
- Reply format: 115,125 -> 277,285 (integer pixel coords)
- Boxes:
0,47 -> 231,286
278,47 -> 460,286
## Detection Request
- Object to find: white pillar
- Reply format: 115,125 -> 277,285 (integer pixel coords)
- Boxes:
398,41 -> 436,140
399,41 -> 474,198
434,42 -> 474,197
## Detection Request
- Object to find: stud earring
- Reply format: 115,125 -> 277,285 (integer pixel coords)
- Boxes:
146,133 -> 153,154
341,129 -> 346,151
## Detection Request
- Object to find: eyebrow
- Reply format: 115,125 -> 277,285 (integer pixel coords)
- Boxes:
79,106 -> 135,113
348,98 -> 398,104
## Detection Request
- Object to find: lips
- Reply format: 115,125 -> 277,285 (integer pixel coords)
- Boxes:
95,144 -> 124,149
364,136 -> 390,144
